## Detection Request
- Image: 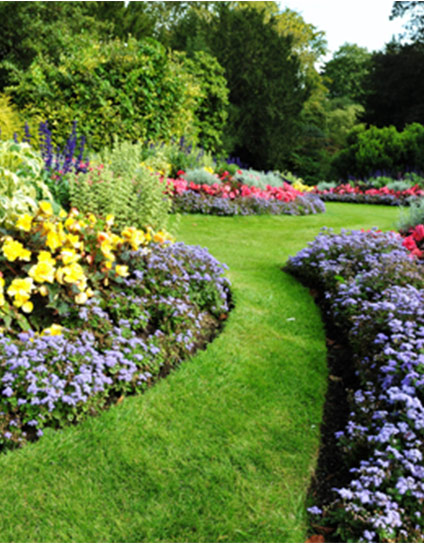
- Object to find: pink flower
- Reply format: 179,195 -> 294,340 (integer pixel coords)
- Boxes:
412,224 -> 424,242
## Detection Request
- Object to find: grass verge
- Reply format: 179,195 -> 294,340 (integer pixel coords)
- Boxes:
0,203 -> 399,542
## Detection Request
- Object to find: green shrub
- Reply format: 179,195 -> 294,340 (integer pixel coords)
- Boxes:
234,168 -> 285,189
0,141 -> 53,226
70,140 -> 172,231
0,94 -> 22,141
183,167 -> 220,185
332,123 -> 424,179
316,181 -> 337,191
7,36 -> 202,151
398,198 -> 424,231
179,50 -> 229,153
140,140 -> 215,178
366,175 -> 397,189
386,180 -> 414,192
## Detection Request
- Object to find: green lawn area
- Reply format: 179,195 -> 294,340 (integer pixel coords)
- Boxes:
0,203 -> 399,543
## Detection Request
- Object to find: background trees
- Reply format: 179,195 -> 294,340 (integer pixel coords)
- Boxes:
2,0 -> 424,181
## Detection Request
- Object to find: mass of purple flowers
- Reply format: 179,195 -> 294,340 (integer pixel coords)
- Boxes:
172,191 -> 325,216
0,242 -> 230,451
287,228 -> 424,543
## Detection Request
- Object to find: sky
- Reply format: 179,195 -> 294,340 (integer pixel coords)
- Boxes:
278,0 -> 407,61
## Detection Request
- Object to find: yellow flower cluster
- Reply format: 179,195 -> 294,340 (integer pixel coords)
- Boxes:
0,202 -> 175,323
292,180 -> 314,193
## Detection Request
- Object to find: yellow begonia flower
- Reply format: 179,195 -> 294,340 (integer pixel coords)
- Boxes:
60,248 -> 80,265
103,260 -> 113,270
7,277 -> 33,296
59,209 -> 67,219
65,233 -> 83,251
0,294 -> 5,306
110,233 -> 123,249
74,292 -> 88,305
7,277 -> 33,310
38,251 -> 56,267
38,285 -> 49,296
0,276 -> 5,290
29,261 -> 56,284
21,301 -> 33,313
121,227 -> 146,250
100,242 -> 115,262
39,201 -> 53,216
87,213 -> 97,226
42,324 -> 63,336
115,265 -> 129,277
16,214 -> 33,232
2,238 -> 31,262
153,231 -> 166,244
64,218 -> 82,232
46,229 -> 62,252
60,263 -> 86,284
105,214 -> 114,227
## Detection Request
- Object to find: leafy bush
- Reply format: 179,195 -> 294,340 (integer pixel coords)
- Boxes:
398,198 -> 424,231
7,36 -> 203,151
287,229 -> 424,542
179,50 -> 229,153
366,175 -> 397,189
234,168 -> 285,189
141,138 -> 215,178
0,94 -> 21,141
332,123 -> 424,179
0,141 -> 53,226
183,167 -> 220,185
70,165 -> 172,232
316,181 -> 337,191
386,180 -> 415,192
0,203 -> 230,451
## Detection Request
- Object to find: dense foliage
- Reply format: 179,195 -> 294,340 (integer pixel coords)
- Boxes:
6,36 -> 213,151
332,123 -> 424,179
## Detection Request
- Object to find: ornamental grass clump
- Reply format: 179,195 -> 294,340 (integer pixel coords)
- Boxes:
0,202 -> 231,451
287,228 -> 424,543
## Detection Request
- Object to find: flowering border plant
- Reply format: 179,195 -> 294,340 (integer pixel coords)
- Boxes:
287,228 -> 424,543
0,203 -> 231,451
313,183 -> 424,205
168,175 -> 325,216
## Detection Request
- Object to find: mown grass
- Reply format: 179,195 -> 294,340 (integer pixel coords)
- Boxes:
0,203 -> 399,542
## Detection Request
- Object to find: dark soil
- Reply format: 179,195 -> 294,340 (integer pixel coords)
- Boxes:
304,287 -> 360,543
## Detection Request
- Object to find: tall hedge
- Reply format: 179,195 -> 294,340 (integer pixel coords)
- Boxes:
6,36 -> 203,151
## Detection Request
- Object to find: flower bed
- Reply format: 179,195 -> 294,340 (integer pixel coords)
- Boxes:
286,228 -> 424,543
169,176 -> 326,216
0,203 -> 231,451
313,183 -> 424,205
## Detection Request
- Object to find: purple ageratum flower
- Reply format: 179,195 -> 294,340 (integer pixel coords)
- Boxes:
289,228 -> 424,541
2,386 -> 13,397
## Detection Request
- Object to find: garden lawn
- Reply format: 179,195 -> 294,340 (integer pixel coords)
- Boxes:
0,203 -> 399,543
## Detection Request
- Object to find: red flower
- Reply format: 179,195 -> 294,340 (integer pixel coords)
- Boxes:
412,224 -> 424,242
403,235 -> 418,252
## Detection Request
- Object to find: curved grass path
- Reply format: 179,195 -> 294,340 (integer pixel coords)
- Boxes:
0,203 -> 399,542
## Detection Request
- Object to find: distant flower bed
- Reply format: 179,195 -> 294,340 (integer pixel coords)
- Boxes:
313,183 -> 424,205
0,203 -> 231,451
168,175 -> 326,216
287,228 -> 424,543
